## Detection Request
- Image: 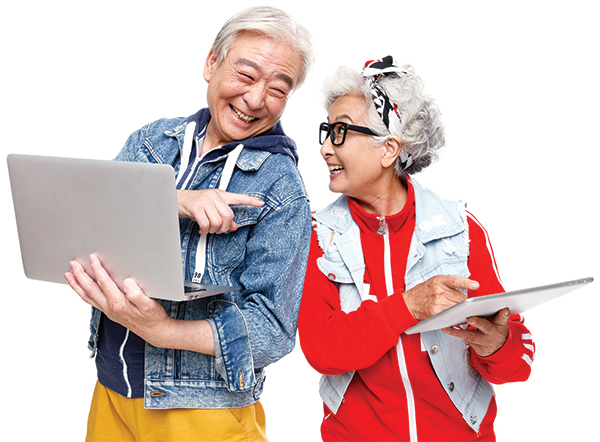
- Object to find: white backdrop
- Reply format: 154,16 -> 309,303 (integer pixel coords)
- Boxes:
1,1 -> 598,441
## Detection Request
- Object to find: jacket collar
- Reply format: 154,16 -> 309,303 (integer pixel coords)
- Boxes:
412,179 -> 466,243
164,108 -> 298,171
184,108 -> 299,166
314,177 -> 466,244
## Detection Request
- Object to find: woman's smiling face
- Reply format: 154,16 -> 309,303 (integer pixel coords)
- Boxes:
321,94 -> 386,199
203,31 -> 302,151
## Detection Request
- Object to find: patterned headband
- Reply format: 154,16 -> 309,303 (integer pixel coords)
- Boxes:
362,56 -> 413,171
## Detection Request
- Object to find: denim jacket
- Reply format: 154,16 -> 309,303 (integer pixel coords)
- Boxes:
88,112 -> 311,409
313,179 -> 493,432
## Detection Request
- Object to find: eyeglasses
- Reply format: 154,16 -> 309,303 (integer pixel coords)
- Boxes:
319,122 -> 380,146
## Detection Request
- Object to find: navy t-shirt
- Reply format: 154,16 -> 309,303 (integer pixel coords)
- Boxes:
96,318 -> 146,398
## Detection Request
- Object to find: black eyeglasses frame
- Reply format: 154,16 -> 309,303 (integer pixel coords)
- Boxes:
319,122 -> 380,146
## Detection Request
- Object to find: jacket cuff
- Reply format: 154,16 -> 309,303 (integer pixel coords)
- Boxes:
476,326 -> 518,363
206,317 -> 227,381
209,300 -> 255,391
380,291 -> 418,334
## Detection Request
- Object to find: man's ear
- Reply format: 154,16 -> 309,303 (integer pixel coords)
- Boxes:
203,48 -> 218,83
381,135 -> 402,169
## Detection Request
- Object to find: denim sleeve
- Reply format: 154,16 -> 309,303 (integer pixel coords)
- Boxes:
208,194 -> 311,391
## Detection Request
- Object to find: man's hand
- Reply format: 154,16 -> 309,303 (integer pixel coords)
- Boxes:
64,254 -> 215,355
64,254 -> 172,346
403,275 -> 479,320
177,189 -> 264,235
442,308 -> 510,357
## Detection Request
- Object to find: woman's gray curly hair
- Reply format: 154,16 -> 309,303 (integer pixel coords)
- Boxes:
323,64 -> 445,177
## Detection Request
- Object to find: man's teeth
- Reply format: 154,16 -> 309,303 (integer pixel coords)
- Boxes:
231,106 -> 257,123
329,165 -> 344,174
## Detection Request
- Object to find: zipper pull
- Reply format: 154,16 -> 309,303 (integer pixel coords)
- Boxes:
377,216 -> 387,235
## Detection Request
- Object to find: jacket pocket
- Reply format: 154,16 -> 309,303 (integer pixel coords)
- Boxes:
208,205 -> 264,272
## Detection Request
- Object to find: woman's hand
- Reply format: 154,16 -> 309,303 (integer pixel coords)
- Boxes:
442,308 -> 510,357
177,189 -> 264,235
403,274 -> 478,320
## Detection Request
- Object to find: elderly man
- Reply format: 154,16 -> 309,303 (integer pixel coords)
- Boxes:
64,7 -> 314,442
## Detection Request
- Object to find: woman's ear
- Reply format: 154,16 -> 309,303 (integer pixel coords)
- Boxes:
381,135 -> 402,169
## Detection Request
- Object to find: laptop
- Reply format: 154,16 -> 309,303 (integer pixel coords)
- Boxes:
405,277 -> 593,334
7,153 -> 238,301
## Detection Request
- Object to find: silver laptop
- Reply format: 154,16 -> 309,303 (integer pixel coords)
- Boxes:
7,154 -> 237,301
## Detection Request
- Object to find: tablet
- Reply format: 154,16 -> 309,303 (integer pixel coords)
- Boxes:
404,277 -> 593,335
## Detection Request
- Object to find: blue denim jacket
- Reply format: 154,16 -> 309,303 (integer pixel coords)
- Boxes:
313,179 -> 493,432
88,112 -> 311,409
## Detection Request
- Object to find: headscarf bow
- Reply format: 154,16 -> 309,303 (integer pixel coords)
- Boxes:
362,56 -> 413,170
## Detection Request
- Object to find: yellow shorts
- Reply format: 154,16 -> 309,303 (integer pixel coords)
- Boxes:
86,381 -> 268,442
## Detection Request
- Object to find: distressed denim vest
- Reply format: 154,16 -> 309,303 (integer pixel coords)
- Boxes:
312,178 -> 493,432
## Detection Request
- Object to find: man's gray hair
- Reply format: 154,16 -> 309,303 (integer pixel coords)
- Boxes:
211,6 -> 314,89
323,64 -> 445,177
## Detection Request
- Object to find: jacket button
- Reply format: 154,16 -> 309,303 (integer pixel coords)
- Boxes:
327,273 -> 336,281
430,345 -> 439,354
448,382 -> 455,392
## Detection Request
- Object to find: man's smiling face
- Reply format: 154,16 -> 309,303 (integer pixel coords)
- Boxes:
202,31 -> 302,152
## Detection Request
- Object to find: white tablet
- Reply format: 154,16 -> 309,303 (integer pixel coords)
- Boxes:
404,277 -> 593,335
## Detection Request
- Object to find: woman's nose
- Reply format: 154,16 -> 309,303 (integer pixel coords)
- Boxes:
320,138 -> 334,159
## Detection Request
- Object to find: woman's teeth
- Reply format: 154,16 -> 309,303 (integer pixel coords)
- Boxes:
231,106 -> 257,123
329,165 -> 344,174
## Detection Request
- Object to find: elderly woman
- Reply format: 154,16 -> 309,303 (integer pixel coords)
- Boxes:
298,57 -> 535,442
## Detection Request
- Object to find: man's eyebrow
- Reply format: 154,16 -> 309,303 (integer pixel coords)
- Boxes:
236,58 -> 295,89
276,73 -> 295,90
237,58 -> 262,73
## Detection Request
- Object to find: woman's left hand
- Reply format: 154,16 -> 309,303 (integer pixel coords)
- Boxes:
442,308 -> 510,357
64,254 -> 174,348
